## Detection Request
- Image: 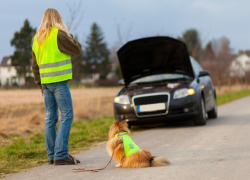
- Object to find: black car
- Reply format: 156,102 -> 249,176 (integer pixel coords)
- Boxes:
113,36 -> 217,127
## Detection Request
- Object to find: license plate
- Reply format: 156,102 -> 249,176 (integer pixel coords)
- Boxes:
137,103 -> 166,112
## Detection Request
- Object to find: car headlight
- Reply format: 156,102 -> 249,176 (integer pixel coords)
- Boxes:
114,95 -> 130,104
173,88 -> 195,99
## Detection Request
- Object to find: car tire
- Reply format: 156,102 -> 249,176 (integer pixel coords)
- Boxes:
193,97 -> 206,126
207,95 -> 217,119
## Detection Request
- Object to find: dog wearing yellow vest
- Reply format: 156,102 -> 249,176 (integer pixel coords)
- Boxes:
107,120 -> 170,168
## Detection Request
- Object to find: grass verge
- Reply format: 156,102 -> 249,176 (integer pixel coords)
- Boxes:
216,89 -> 250,105
1,88 -> 250,178
0,116 -> 114,178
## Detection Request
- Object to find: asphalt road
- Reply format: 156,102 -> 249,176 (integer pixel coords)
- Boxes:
3,96 -> 250,180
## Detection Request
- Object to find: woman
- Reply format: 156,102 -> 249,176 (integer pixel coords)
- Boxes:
32,8 -> 81,165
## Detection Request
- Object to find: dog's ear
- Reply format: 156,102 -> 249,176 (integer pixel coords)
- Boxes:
120,120 -> 127,126
114,120 -> 119,126
120,120 -> 130,133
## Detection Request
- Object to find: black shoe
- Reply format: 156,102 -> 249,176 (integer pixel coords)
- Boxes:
54,155 -> 80,165
49,160 -> 54,165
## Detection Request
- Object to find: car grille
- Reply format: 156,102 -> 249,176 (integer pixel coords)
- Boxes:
134,95 -> 168,105
132,93 -> 170,117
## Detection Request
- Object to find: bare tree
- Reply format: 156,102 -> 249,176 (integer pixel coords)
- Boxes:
203,41 -> 215,61
201,36 -> 234,90
66,1 -> 84,35
114,20 -> 133,47
66,1 -> 84,82
212,37 -> 233,88
108,21 -> 133,79
109,46 -> 122,79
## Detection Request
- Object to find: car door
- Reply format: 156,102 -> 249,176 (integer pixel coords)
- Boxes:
196,65 -> 214,110
191,58 -> 213,111
199,74 -> 213,110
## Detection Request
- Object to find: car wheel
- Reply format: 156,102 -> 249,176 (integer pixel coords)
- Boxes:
193,97 -> 206,126
207,95 -> 217,119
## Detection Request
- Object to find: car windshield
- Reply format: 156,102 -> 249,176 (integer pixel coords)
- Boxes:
130,74 -> 192,84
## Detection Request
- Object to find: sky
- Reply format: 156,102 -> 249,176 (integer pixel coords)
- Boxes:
1,0 -> 250,61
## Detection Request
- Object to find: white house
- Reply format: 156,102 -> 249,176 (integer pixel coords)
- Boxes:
0,56 -> 25,86
230,51 -> 250,77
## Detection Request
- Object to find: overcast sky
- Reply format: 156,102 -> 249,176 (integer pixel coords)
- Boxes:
1,0 -> 250,61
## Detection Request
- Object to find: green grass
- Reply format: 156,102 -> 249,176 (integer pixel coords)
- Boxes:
0,116 -> 114,178
1,88 -> 250,178
216,89 -> 250,105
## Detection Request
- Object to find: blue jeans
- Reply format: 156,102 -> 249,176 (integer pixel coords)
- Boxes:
42,81 -> 73,160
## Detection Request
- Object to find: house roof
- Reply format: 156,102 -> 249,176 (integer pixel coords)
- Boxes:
0,56 -> 12,67
239,50 -> 250,57
245,51 -> 250,57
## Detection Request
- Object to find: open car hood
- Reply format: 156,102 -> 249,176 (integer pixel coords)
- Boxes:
117,36 -> 194,85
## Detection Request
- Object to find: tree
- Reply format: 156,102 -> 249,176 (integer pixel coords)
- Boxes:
204,41 -> 215,61
10,19 -> 36,78
179,29 -> 202,61
83,23 -> 111,79
213,37 -> 233,86
65,1 -> 85,83
66,0 -> 84,36
71,51 -> 84,82
109,46 -> 122,79
208,37 -> 233,87
71,45 -> 84,82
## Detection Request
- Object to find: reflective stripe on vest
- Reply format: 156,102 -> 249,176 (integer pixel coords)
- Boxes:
115,132 -> 141,157
32,27 -> 72,84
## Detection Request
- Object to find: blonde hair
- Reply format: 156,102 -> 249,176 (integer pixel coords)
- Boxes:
36,8 -> 70,45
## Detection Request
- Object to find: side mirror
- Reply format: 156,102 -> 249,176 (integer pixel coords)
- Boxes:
118,79 -> 125,86
198,71 -> 210,77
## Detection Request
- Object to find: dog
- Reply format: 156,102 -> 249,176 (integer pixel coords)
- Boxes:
107,120 -> 170,168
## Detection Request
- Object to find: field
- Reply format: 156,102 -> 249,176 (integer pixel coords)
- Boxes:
0,87 -> 120,137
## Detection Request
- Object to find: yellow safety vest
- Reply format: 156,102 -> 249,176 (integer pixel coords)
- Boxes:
32,27 -> 72,84
115,132 -> 140,157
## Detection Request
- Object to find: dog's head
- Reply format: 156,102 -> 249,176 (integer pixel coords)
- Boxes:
108,120 -> 130,140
